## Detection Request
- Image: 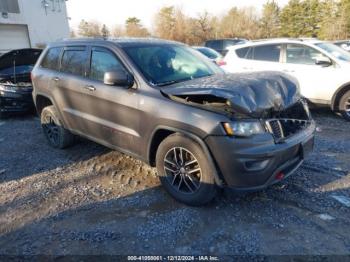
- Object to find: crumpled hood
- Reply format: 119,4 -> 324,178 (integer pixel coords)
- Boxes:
161,72 -> 301,117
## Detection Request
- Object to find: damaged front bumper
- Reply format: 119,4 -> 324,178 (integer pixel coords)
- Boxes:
0,88 -> 34,115
205,120 -> 316,191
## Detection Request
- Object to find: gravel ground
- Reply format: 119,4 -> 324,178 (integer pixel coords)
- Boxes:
0,109 -> 349,256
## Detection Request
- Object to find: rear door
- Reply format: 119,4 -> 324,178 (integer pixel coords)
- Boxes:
52,46 -> 91,133
247,44 -> 283,71
79,46 -> 140,152
34,46 -> 63,100
228,44 -> 283,73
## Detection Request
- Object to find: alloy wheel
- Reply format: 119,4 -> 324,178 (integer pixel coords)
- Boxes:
345,96 -> 350,117
43,116 -> 60,147
163,147 -> 202,194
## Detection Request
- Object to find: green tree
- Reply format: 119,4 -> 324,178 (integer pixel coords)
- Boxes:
260,0 -> 280,38
125,17 -> 150,37
280,0 -> 327,38
302,0 -> 323,37
338,0 -> 350,38
154,6 -> 176,40
318,0 -> 340,39
280,0 -> 306,37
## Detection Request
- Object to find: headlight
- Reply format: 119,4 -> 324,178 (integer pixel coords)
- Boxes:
223,121 -> 265,137
0,84 -> 17,93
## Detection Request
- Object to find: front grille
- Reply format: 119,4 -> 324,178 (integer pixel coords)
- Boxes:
265,118 -> 310,141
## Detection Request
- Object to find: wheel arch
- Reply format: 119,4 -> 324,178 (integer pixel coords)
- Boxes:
147,126 -> 224,187
35,94 -> 54,116
331,82 -> 350,111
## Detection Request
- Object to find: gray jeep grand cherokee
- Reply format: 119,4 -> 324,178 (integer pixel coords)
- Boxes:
31,38 -> 315,205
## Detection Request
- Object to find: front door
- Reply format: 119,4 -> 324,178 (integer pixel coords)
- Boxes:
78,46 -> 140,153
281,43 -> 338,101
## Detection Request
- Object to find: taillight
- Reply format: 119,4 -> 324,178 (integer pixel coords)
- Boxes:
217,60 -> 227,66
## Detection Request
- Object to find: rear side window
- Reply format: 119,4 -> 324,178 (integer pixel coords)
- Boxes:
61,49 -> 87,76
236,47 -> 251,59
41,47 -> 62,70
90,49 -> 125,82
253,44 -> 281,62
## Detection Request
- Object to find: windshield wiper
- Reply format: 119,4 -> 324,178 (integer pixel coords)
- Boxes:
155,78 -> 192,87
155,74 -> 213,87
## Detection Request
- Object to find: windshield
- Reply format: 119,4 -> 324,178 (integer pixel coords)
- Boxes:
123,44 -> 222,86
196,47 -> 222,59
315,42 -> 350,62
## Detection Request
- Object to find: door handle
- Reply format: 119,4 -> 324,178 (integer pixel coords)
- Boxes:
84,85 -> 96,91
52,77 -> 60,81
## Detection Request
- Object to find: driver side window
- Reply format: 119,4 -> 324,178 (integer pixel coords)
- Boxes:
90,48 -> 124,82
286,44 -> 328,65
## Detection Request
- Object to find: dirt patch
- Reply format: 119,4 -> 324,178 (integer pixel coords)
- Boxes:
0,109 -> 349,255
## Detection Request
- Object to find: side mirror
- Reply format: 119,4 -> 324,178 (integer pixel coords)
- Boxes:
315,57 -> 332,67
104,70 -> 134,88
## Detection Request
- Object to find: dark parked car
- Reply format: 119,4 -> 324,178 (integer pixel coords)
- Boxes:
193,46 -> 225,66
32,38 -> 315,205
204,38 -> 247,56
0,48 -> 42,118
333,40 -> 350,52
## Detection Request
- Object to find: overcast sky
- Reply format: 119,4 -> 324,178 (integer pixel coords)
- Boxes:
66,0 -> 289,30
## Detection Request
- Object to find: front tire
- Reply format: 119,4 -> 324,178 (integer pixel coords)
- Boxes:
41,106 -> 75,149
339,90 -> 350,121
156,134 -> 217,206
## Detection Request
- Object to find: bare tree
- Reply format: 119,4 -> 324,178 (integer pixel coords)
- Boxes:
220,7 -> 260,39
70,28 -> 76,38
112,25 -> 125,37
101,24 -> 110,38
77,19 -> 102,37
190,11 -> 216,44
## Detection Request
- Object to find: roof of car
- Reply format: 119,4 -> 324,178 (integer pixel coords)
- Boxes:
227,38 -> 324,50
205,38 -> 247,42
50,37 -> 184,48
192,46 -> 209,49
333,40 -> 350,43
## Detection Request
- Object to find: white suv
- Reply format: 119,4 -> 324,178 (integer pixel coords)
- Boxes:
222,39 -> 350,120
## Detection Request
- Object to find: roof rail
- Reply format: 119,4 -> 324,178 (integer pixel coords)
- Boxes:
60,37 -> 107,41
252,37 -> 319,42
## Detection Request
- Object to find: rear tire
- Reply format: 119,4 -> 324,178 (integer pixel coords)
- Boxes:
156,134 -> 217,206
339,90 -> 350,121
41,106 -> 75,149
